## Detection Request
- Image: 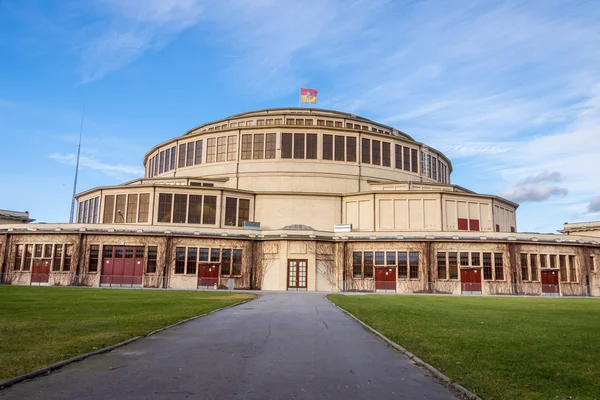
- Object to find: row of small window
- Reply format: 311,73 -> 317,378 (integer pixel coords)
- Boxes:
13,244 -> 74,272
175,247 -> 243,276
352,251 -> 420,279
78,197 -> 99,224
87,245 -> 158,273
102,194 -> 150,224
148,146 -> 177,178
437,251 -> 504,280
206,118 -> 392,135
157,194 -> 250,226
520,253 -> 579,283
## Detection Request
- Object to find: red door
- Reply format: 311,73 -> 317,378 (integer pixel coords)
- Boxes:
461,268 -> 482,293
287,260 -> 307,290
198,264 -> 219,288
541,270 -> 560,294
31,259 -> 50,283
375,267 -> 396,291
101,246 -> 144,287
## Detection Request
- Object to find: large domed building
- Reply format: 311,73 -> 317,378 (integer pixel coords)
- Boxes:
1,108 -> 598,296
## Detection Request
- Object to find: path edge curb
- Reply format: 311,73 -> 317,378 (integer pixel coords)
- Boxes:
0,294 -> 257,390
326,296 -> 481,400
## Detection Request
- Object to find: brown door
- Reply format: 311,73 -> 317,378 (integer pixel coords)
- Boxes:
198,264 -> 219,288
541,270 -> 560,294
375,267 -> 396,291
101,246 -> 144,287
31,259 -> 50,283
287,259 -> 307,290
461,268 -> 482,293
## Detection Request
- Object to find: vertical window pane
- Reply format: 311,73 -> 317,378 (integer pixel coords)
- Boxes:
159,151 -> 165,173
126,194 -> 138,223
210,248 -> 220,262
361,138 -> 370,164
521,253 -> 529,281
202,195 -> 217,224
411,149 -> 418,173
225,197 -> 237,226
238,199 -> 250,227
448,252 -> 458,279
187,248 -> 197,275
195,140 -> 203,165
386,251 -> 396,265
363,252 -> 373,278
281,133 -> 293,159
568,255 -> 576,282
171,147 -> 176,170
253,134 -> 264,159
188,195 -> 203,224
53,244 -> 62,271
138,193 -> 150,223
103,195 -> 115,223
23,244 -> 32,271
398,252 -> 407,278
437,252 -> 447,279
206,138 -> 216,163
353,252 -> 362,278
494,253 -> 504,280
216,136 -> 226,162
375,251 -> 385,265
371,140 -> 381,165
530,254 -> 538,281
147,246 -> 157,273
241,134 -> 252,160
460,252 -> 469,266
221,249 -> 231,275
293,133 -> 305,159
403,147 -> 410,171
306,134 -> 317,159
199,248 -> 209,262
93,197 -> 99,223
227,135 -> 237,161
322,134 -> 333,160
409,252 -> 419,279
559,255 -> 567,281
114,194 -> 126,223
157,193 -> 173,223
173,194 -> 188,223
178,144 -> 186,168
175,247 -> 185,274
395,144 -> 402,169
346,137 -> 357,162
382,142 -> 391,167
483,253 -> 492,280
233,249 -> 243,275
334,136 -> 345,161
265,133 -> 276,159
165,148 -> 170,171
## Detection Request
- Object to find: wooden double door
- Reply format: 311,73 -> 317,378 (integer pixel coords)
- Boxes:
31,259 -> 51,284
461,268 -> 482,294
287,259 -> 307,290
198,264 -> 219,288
541,270 -> 560,294
375,267 -> 396,292
101,246 -> 144,286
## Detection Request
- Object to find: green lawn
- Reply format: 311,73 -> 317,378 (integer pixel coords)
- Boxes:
328,294 -> 600,400
0,286 -> 255,381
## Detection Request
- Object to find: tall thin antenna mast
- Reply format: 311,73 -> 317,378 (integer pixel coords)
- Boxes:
69,107 -> 84,223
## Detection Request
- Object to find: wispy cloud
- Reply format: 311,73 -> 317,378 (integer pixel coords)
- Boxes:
49,153 -> 144,176
501,185 -> 568,203
519,171 -> 562,185
588,196 -> 600,213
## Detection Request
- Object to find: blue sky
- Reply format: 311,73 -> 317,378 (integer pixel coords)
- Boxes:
1,0 -> 599,233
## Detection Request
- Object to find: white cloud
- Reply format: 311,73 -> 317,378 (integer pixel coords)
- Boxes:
49,153 -> 144,176
588,196 -> 600,213
501,185 -> 568,203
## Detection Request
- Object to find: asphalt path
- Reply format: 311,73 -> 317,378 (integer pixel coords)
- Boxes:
1,292 -> 459,399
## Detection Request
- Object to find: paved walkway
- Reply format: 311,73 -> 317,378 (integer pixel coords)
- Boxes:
1,292 -> 458,399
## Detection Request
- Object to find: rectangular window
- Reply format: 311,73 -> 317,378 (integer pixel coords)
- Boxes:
411,149 -> 418,173
221,249 -> 232,275
175,247 -> 185,274
306,134 -> 317,159
103,246 -> 113,259
23,244 -> 32,271
89,245 -> 99,272
187,248 -> 197,275
432,156 -> 437,180
386,251 -> 396,266
203,195 -> 217,225
427,155 -> 432,178
225,197 -> 237,226
93,196 -> 99,223
295,119 -> 304,126
590,256 -> 595,272
114,194 -> 126,223
210,248 -> 220,262
371,140 -> 381,165
159,151 -> 165,174
265,133 -> 276,159
186,142 -> 195,166
305,119 -> 313,126
382,142 -> 391,167
550,254 -> 557,269
253,134 -> 264,159
346,137 -> 357,162
52,244 -> 62,271
44,244 -> 52,258
335,121 -> 342,128
323,134 -> 333,160
568,255 -> 576,282
494,253 -> 504,280
138,193 -> 149,223
165,148 -> 170,171
216,136 -> 226,162
206,138 -> 216,163
286,119 -> 294,125
353,252 -> 362,278
361,138 -> 370,164
559,255 -> 567,282
157,193 -> 173,223
126,194 -> 138,223
34,244 -> 42,258
147,246 -> 157,273
199,248 -> 209,262
293,133 -> 305,159
471,252 -> 481,266
63,245 -> 72,271
363,252 -> 373,278
281,133 -> 293,159
460,252 -> 469,266
170,147 -> 176,170
409,252 -> 419,279
520,253 -> 529,281
241,134 -> 252,160
448,252 -> 458,279
530,254 -> 538,281
173,194 -> 187,223
227,135 -> 237,162
403,147 -> 411,171
540,254 -> 547,269
195,140 -> 203,165
334,136 -> 345,161
326,120 -> 334,127
188,195 -> 202,224
233,249 -> 242,275
238,199 -> 250,227
82,200 -> 88,223
437,252 -> 447,279
395,144 -> 402,169
103,195 -> 115,223
317,119 -> 325,126
483,252 -> 492,280
178,144 -> 186,168
375,251 -> 385,266
398,252 -> 408,278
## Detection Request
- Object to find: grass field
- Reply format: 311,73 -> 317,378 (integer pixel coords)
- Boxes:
328,294 -> 600,400
0,286 -> 255,381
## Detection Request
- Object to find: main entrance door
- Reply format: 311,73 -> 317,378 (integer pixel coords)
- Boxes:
287,259 -> 307,291
375,267 -> 396,292
101,246 -> 144,287
461,268 -> 482,294
198,264 -> 219,289
31,259 -> 50,284
541,270 -> 560,295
